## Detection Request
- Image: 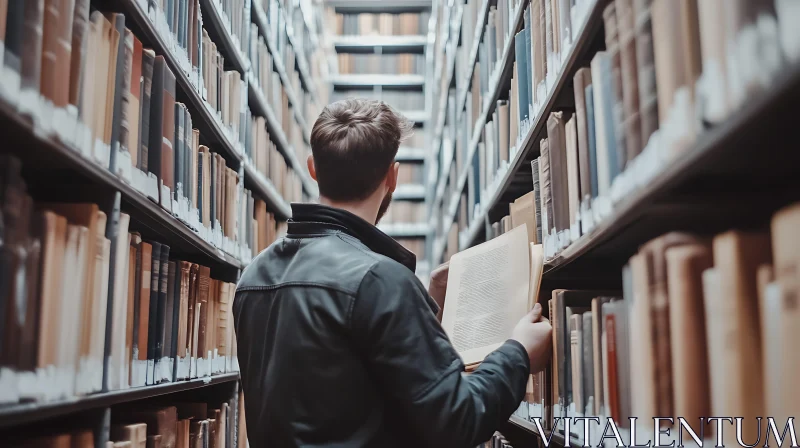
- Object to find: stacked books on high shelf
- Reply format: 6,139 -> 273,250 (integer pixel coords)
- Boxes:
325,1 -> 432,282
251,0 -> 321,194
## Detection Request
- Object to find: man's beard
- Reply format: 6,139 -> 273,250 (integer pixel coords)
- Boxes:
375,191 -> 393,225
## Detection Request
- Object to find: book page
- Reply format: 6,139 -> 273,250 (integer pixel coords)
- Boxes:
441,225 -> 530,365
528,243 -> 544,310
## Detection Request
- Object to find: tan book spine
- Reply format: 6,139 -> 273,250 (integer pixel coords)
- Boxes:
41,0 -> 76,106
665,244 -> 712,425
564,115 -> 580,230
69,0 -> 90,109
707,231 -> 771,443
627,253 -> 656,421
769,203 -> 800,421
650,0 -> 702,151
573,68 -> 593,201
137,242 -> 152,361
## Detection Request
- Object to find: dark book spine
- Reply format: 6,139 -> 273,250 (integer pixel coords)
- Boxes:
161,66 -> 177,191
109,14 -> 127,173
20,0 -> 45,90
0,157 -> 24,368
170,260 -> 182,381
140,51 -> 156,172
102,193 -> 122,392
585,84 -> 599,198
4,0 -> 25,72
147,242 -> 162,367
163,260 -> 176,380
148,56 -> 167,177
210,154 -> 216,229
197,152 -> 204,220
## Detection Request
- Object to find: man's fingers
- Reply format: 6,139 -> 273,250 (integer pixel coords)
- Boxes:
526,303 -> 542,322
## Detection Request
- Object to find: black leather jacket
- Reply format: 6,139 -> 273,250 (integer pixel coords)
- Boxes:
233,203 -> 530,448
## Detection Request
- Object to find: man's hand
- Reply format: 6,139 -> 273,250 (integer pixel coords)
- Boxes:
510,303 -> 552,373
428,262 -> 449,320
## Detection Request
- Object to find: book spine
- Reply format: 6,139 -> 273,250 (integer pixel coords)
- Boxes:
634,0 -> 658,146
617,0 -> 642,161
108,14 -> 127,173
140,51 -> 155,172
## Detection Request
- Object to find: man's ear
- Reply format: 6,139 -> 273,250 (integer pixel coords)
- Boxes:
307,155 -> 317,181
386,161 -> 400,193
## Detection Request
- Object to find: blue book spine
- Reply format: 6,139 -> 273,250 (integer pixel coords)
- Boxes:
585,84 -> 599,198
600,56 -> 619,183
514,30 -> 530,121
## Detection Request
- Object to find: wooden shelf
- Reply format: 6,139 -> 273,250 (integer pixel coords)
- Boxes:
329,74 -> 426,88
394,184 -> 427,200
378,222 -> 430,238
0,373 -> 238,429
328,0 -> 432,14
333,35 -> 429,53
396,147 -> 427,161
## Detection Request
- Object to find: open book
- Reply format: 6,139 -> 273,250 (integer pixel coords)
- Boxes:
441,224 -> 544,366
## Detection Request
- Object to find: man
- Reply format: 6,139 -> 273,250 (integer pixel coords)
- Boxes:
233,99 -> 552,447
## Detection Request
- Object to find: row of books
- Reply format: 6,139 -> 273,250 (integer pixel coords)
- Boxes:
246,114 -> 304,204
248,25 -> 308,154
439,0 -> 800,259
515,203 -> 800,446
457,0 -> 522,126
0,156 -> 241,405
201,30 -> 247,146
7,395 -> 246,448
0,2 -> 309,261
330,11 -> 431,36
337,54 -> 426,75
380,202 -> 428,226
256,0 -> 314,131
397,238 -> 426,261
209,0 -> 249,63
244,197 -> 286,257
398,163 -> 425,186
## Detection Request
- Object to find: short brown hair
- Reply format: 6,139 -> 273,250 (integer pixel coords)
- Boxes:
310,99 -> 413,201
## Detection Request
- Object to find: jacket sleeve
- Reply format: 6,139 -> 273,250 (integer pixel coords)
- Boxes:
350,260 -> 531,448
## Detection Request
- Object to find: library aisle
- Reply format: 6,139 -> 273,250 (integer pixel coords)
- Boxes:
0,0 -> 799,446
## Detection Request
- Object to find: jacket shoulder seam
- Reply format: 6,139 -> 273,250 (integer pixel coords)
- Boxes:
236,282 -> 358,296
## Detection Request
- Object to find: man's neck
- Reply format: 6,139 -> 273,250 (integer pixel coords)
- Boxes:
318,196 -> 378,225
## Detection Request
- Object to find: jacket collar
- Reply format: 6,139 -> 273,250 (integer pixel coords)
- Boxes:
288,203 -> 417,273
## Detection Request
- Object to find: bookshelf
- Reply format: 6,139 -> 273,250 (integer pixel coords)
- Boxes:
0,0 -> 324,443
325,0 -> 435,282
427,0 -> 800,446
